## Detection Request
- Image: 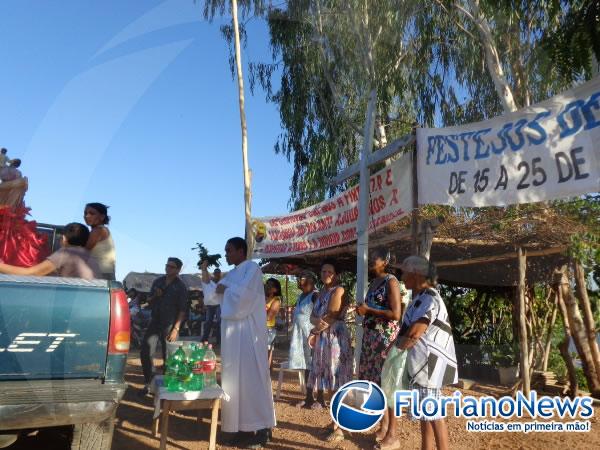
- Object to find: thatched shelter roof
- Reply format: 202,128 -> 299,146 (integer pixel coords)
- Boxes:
261,202 -> 594,287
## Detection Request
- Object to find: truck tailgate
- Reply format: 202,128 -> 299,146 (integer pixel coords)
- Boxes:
0,276 -> 110,380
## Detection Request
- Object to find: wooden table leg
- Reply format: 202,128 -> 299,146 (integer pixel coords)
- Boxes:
152,399 -> 161,438
159,400 -> 170,450
208,399 -> 220,450
152,416 -> 159,437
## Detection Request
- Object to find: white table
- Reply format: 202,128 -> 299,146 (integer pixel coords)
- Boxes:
150,376 -> 230,450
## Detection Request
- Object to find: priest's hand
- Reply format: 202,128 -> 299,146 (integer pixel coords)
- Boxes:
215,283 -> 227,294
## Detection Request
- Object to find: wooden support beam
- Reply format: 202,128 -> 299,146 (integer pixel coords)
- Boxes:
574,262 -> 600,386
517,247 -> 531,395
554,271 -> 579,398
435,246 -> 567,267
328,133 -> 415,186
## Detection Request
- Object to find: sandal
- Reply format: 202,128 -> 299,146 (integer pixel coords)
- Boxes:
310,402 -> 324,410
295,400 -> 306,408
325,429 -> 344,442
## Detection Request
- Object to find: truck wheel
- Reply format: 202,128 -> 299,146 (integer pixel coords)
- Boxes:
70,414 -> 115,450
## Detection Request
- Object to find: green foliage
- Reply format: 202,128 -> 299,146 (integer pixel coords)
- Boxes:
191,243 -> 222,268
490,343 -> 518,368
249,1 -> 421,209
575,366 -> 590,392
441,285 -> 515,366
547,347 -> 567,382
552,194 -> 600,270
542,0 -> 600,84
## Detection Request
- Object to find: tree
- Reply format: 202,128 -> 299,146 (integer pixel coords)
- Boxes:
251,0 -> 420,209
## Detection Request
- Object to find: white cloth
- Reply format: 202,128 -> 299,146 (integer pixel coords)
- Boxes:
218,260 -> 276,433
150,375 -> 230,419
201,279 -> 222,306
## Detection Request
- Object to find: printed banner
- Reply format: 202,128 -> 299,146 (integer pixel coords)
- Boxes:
252,153 -> 412,258
417,77 -> 600,207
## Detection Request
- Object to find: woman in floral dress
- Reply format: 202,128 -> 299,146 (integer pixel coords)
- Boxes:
307,259 -> 352,441
356,248 -> 406,447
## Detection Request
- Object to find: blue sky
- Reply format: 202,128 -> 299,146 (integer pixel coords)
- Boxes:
0,0 -> 294,279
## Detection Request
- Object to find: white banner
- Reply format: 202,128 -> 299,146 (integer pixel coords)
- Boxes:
252,153 -> 412,259
417,77 -> 600,207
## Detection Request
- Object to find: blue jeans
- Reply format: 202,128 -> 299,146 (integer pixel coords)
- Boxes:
201,305 -> 221,343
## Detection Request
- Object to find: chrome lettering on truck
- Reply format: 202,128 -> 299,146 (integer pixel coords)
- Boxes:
0,333 -> 78,352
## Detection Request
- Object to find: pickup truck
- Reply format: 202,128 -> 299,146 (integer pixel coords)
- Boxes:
0,274 -> 130,450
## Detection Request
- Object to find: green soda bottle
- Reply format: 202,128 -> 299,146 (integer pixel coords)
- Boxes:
164,358 -> 177,385
166,361 -> 184,392
189,343 -> 206,391
178,363 -> 192,391
173,346 -> 186,364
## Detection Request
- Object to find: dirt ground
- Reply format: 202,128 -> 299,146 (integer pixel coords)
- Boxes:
111,348 -> 600,450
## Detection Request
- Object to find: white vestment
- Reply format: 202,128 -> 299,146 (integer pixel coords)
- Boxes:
204,260 -> 276,432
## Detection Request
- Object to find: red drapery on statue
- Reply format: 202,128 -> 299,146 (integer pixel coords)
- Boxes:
0,205 -> 49,267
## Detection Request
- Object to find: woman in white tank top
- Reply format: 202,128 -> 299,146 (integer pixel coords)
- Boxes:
84,202 -> 116,280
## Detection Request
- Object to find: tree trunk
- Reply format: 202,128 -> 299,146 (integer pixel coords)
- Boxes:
517,248 -> 530,395
231,0 -> 253,258
464,0 -> 518,113
541,296 -> 558,372
375,114 -> 391,166
574,262 -> 600,386
555,283 -> 579,398
556,266 -> 600,397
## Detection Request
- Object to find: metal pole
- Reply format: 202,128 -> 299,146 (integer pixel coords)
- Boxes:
410,124 -> 419,255
353,88 -> 377,374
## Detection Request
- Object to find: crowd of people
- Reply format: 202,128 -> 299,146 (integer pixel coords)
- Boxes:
0,159 -> 457,449
278,250 -> 457,450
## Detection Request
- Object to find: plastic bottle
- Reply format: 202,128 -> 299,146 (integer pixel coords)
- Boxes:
172,346 -> 186,364
178,361 -> 192,391
188,343 -> 206,391
203,344 -> 217,387
166,361 -> 185,392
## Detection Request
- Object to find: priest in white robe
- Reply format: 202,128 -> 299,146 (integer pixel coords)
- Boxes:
204,237 -> 276,448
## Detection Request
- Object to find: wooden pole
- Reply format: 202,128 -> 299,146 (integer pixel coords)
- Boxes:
356,89 -> 377,303
353,88 -> 377,375
435,246 -> 567,267
574,262 -> 600,385
558,265 -> 600,396
517,247 -> 531,395
554,273 -> 579,398
541,294 -> 558,372
231,0 -> 254,258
